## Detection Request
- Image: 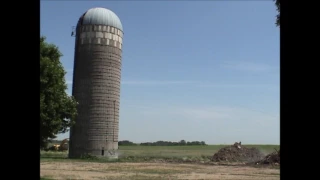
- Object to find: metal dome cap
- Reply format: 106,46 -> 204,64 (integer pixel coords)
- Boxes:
79,7 -> 123,31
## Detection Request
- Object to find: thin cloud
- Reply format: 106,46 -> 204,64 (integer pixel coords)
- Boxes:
121,81 -> 197,85
64,80 -> 277,90
121,80 -> 278,89
221,61 -> 277,72
118,104 -> 279,144
121,104 -> 279,130
195,83 -> 278,90
174,106 -> 237,121
124,104 -> 157,110
173,106 -> 279,126
177,108 -> 232,120
65,80 -> 196,86
125,104 -> 279,123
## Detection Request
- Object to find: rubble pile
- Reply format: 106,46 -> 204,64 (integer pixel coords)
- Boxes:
211,142 -> 264,163
256,149 -> 280,165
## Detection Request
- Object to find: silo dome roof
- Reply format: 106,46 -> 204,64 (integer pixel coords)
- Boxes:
79,7 -> 123,31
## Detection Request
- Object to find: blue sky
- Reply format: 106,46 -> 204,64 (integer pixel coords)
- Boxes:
40,0 -> 279,145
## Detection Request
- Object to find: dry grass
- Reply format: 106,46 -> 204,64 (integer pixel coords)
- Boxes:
40,145 -> 280,179
41,161 -> 279,180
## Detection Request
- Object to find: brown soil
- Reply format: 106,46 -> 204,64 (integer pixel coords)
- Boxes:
255,149 -> 280,165
211,142 -> 265,163
40,161 -> 280,180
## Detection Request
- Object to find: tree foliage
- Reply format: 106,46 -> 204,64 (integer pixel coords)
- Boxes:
118,140 -> 138,146
275,0 -> 280,27
40,36 -> 78,149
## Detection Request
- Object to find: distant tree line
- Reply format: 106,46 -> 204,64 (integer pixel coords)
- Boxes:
118,140 -> 207,146
118,140 -> 138,146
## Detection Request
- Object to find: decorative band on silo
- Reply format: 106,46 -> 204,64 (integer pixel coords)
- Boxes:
79,25 -> 123,50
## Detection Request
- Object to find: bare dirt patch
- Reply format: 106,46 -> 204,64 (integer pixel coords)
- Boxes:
211,142 -> 265,163
255,149 -> 280,166
41,161 -> 280,180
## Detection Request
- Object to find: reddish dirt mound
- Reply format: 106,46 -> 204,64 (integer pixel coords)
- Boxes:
211,142 -> 264,163
256,149 -> 280,165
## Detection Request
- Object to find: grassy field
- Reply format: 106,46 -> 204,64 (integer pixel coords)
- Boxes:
118,144 -> 279,157
40,145 -> 280,179
41,144 -> 279,159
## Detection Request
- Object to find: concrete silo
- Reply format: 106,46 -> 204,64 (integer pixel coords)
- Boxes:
69,7 -> 124,158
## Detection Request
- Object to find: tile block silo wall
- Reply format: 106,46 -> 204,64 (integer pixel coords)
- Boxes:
69,25 -> 123,158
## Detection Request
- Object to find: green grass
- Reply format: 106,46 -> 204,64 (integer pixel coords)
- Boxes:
118,144 -> 279,157
40,144 -> 279,162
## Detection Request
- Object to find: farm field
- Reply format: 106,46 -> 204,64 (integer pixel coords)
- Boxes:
118,144 -> 279,157
40,144 -> 280,180
41,161 -> 279,180
43,144 -> 279,158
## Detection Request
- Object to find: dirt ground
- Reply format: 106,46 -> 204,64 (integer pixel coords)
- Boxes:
40,161 -> 280,180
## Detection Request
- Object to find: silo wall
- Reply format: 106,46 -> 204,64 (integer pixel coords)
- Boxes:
69,24 -> 123,158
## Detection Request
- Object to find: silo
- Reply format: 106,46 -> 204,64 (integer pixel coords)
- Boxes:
69,7 -> 123,158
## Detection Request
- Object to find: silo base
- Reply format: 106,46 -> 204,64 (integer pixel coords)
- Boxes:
103,149 -> 118,159
68,142 -> 119,159
83,149 -> 119,159
68,150 -> 118,159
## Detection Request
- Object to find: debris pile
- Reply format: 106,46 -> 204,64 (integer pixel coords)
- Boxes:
211,142 -> 264,163
256,149 -> 280,165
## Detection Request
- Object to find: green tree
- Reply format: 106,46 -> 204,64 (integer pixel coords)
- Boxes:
40,36 -> 78,149
179,140 -> 186,145
275,0 -> 280,27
